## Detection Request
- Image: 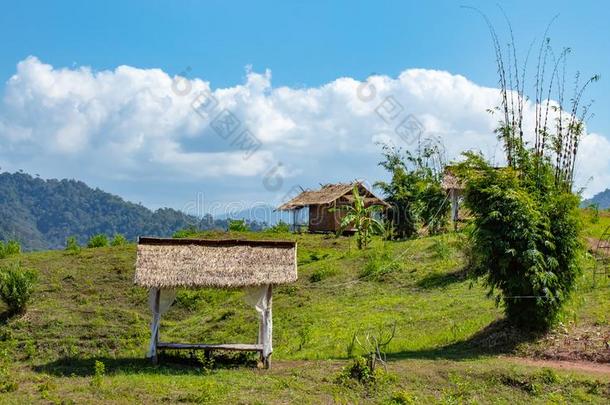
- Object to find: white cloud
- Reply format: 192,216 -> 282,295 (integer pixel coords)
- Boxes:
0,56 -> 608,208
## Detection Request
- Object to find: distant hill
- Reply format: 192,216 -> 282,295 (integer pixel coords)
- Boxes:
0,172 -> 263,250
583,188 -> 610,209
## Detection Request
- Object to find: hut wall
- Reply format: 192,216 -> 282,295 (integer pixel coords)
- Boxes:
308,203 -> 341,232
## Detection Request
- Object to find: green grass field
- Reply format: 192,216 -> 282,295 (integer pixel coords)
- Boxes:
0,213 -> 609,403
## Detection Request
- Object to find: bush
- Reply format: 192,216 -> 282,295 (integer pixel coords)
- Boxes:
87,234 -> 108,248
457,152 -> 581,330
110,234 -> 127,246
0,240 -> 21,259
0,262 -> 37,314
336,356 -> 380,386
265,221 -> 290,233
65,236 -> 80,252
228,219 -> 249,232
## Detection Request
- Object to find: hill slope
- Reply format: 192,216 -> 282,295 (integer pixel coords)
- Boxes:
584,188 -> 610,209
0,172 -> 238,250
0,225 -> 608,403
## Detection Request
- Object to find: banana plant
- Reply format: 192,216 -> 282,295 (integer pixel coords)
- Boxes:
333,185 -> 384,249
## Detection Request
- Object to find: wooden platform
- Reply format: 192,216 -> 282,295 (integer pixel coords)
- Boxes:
157,342 -> 263,352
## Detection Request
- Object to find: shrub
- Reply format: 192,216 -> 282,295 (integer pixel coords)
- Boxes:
65,236 -> 80,252
87,234 -> 108,248
110,234 -> 128,246
266,221 -> 290,233
336,356 -> 380,387
457,152 -> 582,330
0,240 -> 21,259
0,262 -> 37,314
228,219 -> 249,232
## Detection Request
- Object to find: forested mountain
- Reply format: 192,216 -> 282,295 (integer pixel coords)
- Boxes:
0,172 -> 261,250
583,189 -> 610,209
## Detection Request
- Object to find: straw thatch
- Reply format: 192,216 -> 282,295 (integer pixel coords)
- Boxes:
277,182 -> 389,210
441,167 -> 464,191
134,238 -> 297,288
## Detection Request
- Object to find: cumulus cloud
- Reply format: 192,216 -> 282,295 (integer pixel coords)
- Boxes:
0,56 -> 608,209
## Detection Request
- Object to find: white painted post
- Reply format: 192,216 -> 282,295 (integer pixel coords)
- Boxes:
262,284 -> 273,369
152,289 -> 160,365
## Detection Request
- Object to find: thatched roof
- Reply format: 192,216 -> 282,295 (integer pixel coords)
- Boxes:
277,182 -> 390,210
441,167 -> 464,191
134,238 -> 297,289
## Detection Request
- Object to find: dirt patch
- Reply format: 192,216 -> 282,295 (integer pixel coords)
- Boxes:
503,356 -> 610,375
587,237 -> 610,255
520,325 -> 610,364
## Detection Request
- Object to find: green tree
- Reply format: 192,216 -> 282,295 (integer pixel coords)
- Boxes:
375,141 -> 449,238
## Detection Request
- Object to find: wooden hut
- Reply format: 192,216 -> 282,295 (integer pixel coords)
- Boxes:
277,182 -> 390,233
134,237 -> 298,369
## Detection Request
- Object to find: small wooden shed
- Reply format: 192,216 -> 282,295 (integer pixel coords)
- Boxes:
277,182 -> 390,233
134,237 -> 298,368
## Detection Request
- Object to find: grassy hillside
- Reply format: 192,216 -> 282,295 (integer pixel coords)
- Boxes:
0,217 -> 609,403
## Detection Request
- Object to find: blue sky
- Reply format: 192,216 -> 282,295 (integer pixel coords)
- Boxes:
0,1 -> 608,215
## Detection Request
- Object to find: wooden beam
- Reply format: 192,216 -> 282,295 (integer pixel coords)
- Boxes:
157,343 -> 264,352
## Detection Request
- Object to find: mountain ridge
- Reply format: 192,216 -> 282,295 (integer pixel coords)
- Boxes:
0,171 -> 263,250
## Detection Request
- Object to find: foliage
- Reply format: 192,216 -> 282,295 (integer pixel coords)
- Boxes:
65,236 -> 80,253
333,185 -> 384,249
0,171 -> 264,250
456,152 -> 582,329
458,15 -> 599,330
0,240 -> 21,259
228,219 -> 249,232
336,356 -> 379,386
110,233 -> 128,246
375,141 -> 450,238
0,261 -> 37,314
87,234 -> 109,248
265,221 -> 291,233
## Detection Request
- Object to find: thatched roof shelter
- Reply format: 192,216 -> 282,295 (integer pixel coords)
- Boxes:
277,182 -> 389,233
135,237 -> 297,289
134,237 -> 298,369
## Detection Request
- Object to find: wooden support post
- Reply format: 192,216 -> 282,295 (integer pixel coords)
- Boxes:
292,210 -> 297,233
262,284 -> 273,369
152,288 -> 160,365
450,189 -> 459,232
